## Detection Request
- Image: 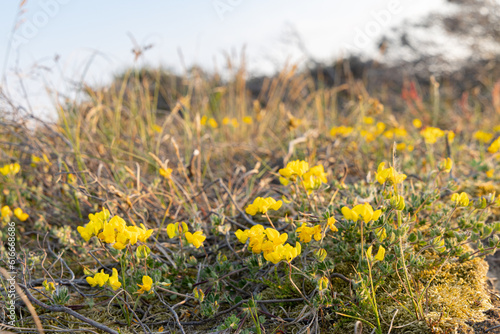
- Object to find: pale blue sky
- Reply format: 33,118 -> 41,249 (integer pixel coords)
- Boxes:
0,0 -> 445,117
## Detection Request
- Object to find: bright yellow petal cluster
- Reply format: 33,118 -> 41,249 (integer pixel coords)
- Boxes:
185,231 -> 206,248
166,222 -> 188,238
77,209 -> 153,249
330,126 -> 353,137
0,163 -> 20,176
235,224 -> 300,263
137,275 -> 153,294
367,245 -> 386,262
327,217 -> 338,232
245,197 -> 282,215
438,158 -> 453,173
375,162 -> 407,185
167,222 -> 205,248
488,137 -> 500,153
296,223 -> 322,243
474,130 -> 494,143
302,165 -> 328,192
1,206 -> 13,218
451,192 -> 470,207
86,270 -> 110,288
279,160 -> 310,182
264,242 -> 301,264
420,127 -> 445,144
159,168 -> 172,179
341,203 -> 382,223
14,208 -> 29,221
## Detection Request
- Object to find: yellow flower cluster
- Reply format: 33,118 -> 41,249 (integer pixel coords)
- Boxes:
366,245 -> 386,262
77,209 -> 153,250
200,115 -> 219,128
1,206 -> 29,221
420,127 -> 445,144
235,225 -> 301,264
474,130 -> 494,143
86,268 -> 121,290
166,222 -> 206,248
302,165 -> 328,192
245,197 -> 282,215
137,275 -> 153,294
341,203 -> 381,223
488,137 -> 500,153
296,223 -> 322,243
330,125 -> 353,137
159,167 -> 172,179
451,192 -> 470,207
438,158 -> 453,173
279,160 -> 328,192
0,163 -> 20,176
375,162 -> 407,185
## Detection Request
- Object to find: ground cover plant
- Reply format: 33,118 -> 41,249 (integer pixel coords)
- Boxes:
1,62 -> 500,333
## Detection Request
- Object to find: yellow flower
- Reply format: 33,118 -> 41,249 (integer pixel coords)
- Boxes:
1,206 -> 12,218
486,169 -> 494,178
341,203 -> 381,224
488,137 -> 500,153
263,242 -> 301,264
86,270 -> 109,287
159,167 -> 172,179
420,127 -> 445,144
166,222 -> 188,239
43,279 -> 56,293
108,268 -> 121,290
330,125 -> 353,137
0,163 -> 20,176
137,275 -> 153,294
363,116 -> 374,125
200,115 -> 208,126
327,217 -> 338,232
451,192 -> 470,207
375,162 -> 406,185
235,229 -> 249,243
318,276 -> 329,291
208,118 -> 218,128
243,116 -> 253,124
474,131 -> 493,143
413,119 -> 422,128
447,131 -> 455,143
302,165 -> 328,192
439,158 -> 453,173
14,208 -> 29,221
296,223 -> 322,243
222,117 -> 230,125
185,231 -> 206,248
245,197 -> 282,215
279,160 -> 310,181
367,245 -> 386,261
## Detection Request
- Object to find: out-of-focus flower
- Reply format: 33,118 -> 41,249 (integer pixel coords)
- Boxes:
451,192 -> 470,207
438,158 -> 453,173
330,125 -> 353,137
420,127 -> 445,144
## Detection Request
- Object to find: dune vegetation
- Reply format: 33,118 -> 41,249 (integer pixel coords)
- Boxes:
1,60 -> 500,333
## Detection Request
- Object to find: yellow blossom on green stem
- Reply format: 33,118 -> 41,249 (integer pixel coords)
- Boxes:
451,192 -> 470,207
279,160 -> 310,182
375,162 -> 407,185
420,127 -> 445,144
296,223 -> 322,243
185,231 -> 206,248
341,203 -> 381,224
86,270 -> 109,287
245,197 -> 282,215
137,275 -> 153,294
